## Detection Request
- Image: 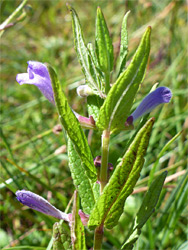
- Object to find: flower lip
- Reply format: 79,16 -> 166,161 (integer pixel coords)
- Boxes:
27,61 -> 49,78
160,87 -> 172,103
16,61 -> 55,104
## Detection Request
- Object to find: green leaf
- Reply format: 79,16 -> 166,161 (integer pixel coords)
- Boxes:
53,222 -> 72,250
121,171 -> 167,249
136,171 -> 167,228
96,27 -> 151,133
68,5 -> 104,98
87,95 -> 104,121
71,191 -> 87,250
118,11 -> 130,76
88,118 -> 154,229
68,139 -> 98,214
156,172 -> 188,247
48,65 -> 97,181
121,229 -> 140,250
95,7 -> 114,74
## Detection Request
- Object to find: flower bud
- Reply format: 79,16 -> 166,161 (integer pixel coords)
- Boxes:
16,190 -> 70,221
126,86 -> 172,124
76,85 -> 94,97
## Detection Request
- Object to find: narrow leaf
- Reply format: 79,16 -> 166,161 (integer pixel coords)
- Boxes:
156,172 -> 188,241
118,11 -> 130,76
95,7 -> 114,73
96,27 -> 151,133
88,118 -> 154,229
121,171 -> 168,249
121,229 -> 140,250
136,171 -> 167,228
68,139 -> 97,214
53,222 -> 72,250
71,191 -> 87,250
48,65 -> 97,181
68,5 -> 104,97
87,43 -> 100,70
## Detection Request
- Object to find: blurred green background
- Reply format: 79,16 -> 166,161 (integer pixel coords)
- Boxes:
0,0 -> 187,249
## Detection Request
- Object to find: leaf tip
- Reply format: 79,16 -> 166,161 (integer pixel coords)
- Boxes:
162,170 -> 168,177
147,26 -> 152,34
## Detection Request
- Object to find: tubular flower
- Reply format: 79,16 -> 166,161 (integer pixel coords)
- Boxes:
126,87 -> 172,125
16,61 -> 55,104
16,190 -> 71,221
16,61 -> 96,129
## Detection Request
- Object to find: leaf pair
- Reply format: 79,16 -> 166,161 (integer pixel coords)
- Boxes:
70,6 -> 151,134
68,5 -> 105,98
96,26 -> 151,133
88,118 -> 155,229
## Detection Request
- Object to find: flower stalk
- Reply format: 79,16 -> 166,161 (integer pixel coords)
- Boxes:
93,130 -> 110,250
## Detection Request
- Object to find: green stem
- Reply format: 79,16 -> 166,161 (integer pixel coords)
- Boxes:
0,0 -> 28,37
94,224 -> 104,250
100,130 -> 110,193
93,130 -> 110,249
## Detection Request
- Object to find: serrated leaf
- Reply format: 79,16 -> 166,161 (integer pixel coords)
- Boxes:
48,65 -> 97,181
68,139 -> 98,214
95,7 -> 114,74
53,222 -> 72,250
118,11 -> 130,76
68,6 -> 104,97
96,27 -> 151,133
71,191 -> 87,250
136,171 -> 167,228
87,95 -> 104,121
88,118 -> 154,229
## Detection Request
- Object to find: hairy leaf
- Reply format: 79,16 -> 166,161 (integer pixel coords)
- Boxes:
68,139 -> 97,214
68,6 -> 104,98
118,11 -> 130,76
95,7 -> 114,74
87,95 -> 104,121
48,65 -> 97,181
53,222 -> 72,250
88,118 -> 154,229
71,191 -> 86,250
96,27 -> 151,133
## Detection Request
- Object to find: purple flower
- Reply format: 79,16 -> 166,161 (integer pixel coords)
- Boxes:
16,190 -> 70,221
16,61 -> 55,104
16,61 -> 96,129
126,87 -> 172,125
